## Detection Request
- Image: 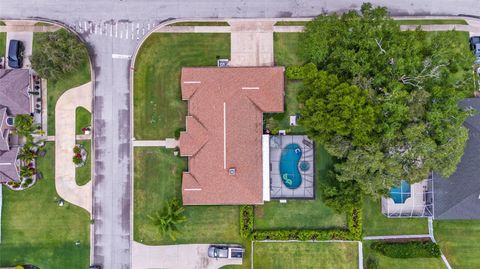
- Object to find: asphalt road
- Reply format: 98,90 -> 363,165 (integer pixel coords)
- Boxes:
1,1 -> 479,268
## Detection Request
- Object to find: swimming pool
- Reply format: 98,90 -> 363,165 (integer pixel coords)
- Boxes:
390,180 -> 411,204
279,143 -> 303,189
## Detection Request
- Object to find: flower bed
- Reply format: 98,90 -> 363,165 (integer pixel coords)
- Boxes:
72,144 -> 87,167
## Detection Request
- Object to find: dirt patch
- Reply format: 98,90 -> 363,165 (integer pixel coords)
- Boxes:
254,205 -> 264,218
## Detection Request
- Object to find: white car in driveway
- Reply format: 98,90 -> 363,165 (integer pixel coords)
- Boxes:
208,245 -> 245,259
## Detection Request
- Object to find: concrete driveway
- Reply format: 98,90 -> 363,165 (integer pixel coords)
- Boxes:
5,21 -> 34,69
229,21 -> 274,67
132,242 -> 243,269
55,82 -> 93,214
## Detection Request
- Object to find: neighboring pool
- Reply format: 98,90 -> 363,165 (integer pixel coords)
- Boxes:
279,143 -> 303,189
390,180 -> 411,204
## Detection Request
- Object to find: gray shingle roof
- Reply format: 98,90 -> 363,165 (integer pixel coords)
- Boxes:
433,98 -> 480,219
0,146 -> 20,182
0,69 -> 30,115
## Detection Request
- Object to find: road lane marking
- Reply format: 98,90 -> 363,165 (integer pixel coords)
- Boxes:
115,23 -> 118,37
112,54 -> 132,59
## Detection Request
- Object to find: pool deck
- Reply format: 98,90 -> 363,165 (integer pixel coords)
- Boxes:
382,179 -> 433,217
269,135 -> 315,199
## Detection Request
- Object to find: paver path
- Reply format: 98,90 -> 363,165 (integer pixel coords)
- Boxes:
132,242 -> 242,269
55,82 -> 93,214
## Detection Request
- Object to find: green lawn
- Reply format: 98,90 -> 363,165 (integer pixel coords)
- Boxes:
435,220 -> 480,268
32,30 -> 91,135
253,242 -> 358,269
76,107 -> 91,135
0,142 -> 90,268
264,81 -> 304,134
362,198 -> 428,236
254,146 -> 345,230
362,241 -> 446,269
274,32 -> 304,67
75,140 -> 91,186
395,19 -> 468,25
265,33 -> 306,134
133,33 -> 230,140
0,32 -> 5,58
133,147 -> 243,244
170,21 -> 229,26
134,147 -> 250,268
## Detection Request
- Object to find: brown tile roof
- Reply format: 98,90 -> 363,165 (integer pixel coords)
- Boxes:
179,67 -> 284,205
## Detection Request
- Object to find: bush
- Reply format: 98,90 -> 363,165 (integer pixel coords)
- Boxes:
285,63 -> 317,80
365,256 -> 378,269
370,241 -> 441,258
252,229 -> 352,241
31,29 -> 88,80
25,178 -> 33,185
286,66 -> 305,79
240,205 -> 254,238
73,146 -> 81,154
347,207 -> 362,240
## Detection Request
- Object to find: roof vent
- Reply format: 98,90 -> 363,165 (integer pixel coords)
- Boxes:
229,168 -> 236,176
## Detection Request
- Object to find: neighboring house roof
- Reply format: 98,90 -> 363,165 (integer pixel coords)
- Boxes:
0,146 -> 20,183
179,67 -> 284,205
433,98 -> 480,219
0,69 -> 30,115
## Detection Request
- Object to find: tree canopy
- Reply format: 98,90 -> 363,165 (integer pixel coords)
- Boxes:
31,29 -> 89,80
298,3 -> 474,197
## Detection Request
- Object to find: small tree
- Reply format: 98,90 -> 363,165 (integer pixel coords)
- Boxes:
148,198 -> 187,241
14,114 -> 35,139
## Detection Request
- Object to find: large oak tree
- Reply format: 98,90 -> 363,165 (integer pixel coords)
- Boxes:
298,3 -> 474,197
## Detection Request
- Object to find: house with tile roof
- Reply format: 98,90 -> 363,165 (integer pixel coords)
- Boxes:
179,67 -> 284,205
0,69 -> 32,183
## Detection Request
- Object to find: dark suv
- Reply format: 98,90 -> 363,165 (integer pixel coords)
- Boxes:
8,39 -> 24,69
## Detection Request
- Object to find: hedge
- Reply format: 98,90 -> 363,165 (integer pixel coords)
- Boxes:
285,63 -> 317,80
370,241 -> 441,258
240,205 -> 362,241
240,205 -> 254,238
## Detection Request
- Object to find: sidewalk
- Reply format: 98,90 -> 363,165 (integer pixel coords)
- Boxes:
55,82 -> 93,214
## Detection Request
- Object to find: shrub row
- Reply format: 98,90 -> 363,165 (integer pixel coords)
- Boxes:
252,229 -> 353,241
347,207 -> 363,240
370,241 -> 441,258
285,63 -> 317,80
239,205 -> 362,241
240,205 -> 254,238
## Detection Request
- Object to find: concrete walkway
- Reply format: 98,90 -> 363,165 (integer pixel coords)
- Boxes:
229,21 -> 274,67
55,82 -> 93,214
156,26 -> 230,33
363,234 -> 431,240
0,25 -> 60,32
132,138 -> 178,148
132,242 -> 242,269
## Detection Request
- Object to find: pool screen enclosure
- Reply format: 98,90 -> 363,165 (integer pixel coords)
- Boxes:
269,135 -> 315,199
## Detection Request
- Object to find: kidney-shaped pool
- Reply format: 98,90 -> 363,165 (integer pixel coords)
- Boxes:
279,143 -> 303,189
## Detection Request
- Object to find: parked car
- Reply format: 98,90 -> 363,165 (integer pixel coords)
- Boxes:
470,36 -> 480,51
88,266 -> 101,269
8,39 -> 24,69
208,245 -> 245,259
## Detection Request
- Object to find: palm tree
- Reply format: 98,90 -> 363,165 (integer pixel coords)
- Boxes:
148,198 -> 187,241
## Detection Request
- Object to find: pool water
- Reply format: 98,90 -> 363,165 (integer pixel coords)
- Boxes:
279,143 -> 303,189
390,180 -> 411,204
